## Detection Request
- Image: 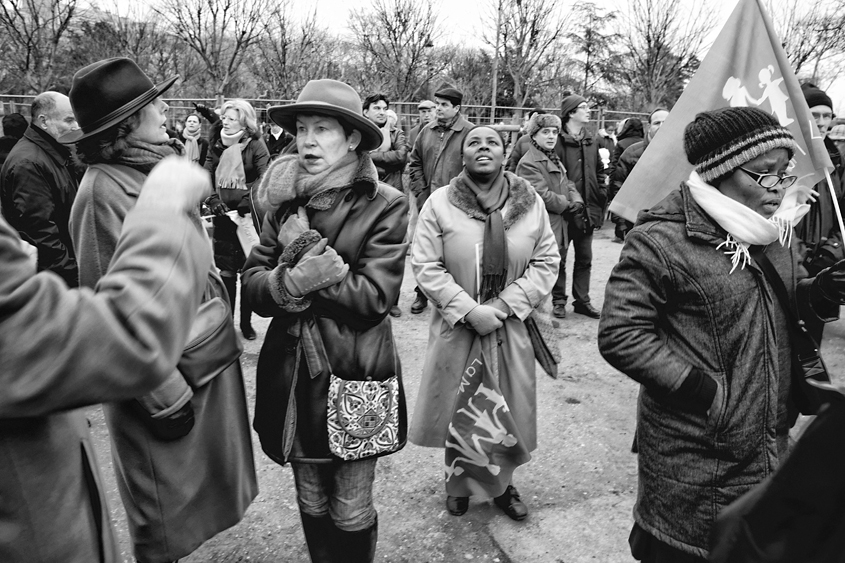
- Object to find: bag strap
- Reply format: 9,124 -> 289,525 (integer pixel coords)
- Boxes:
749,245 -> 821,357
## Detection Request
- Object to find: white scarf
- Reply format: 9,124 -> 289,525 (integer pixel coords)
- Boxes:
686,171 -> 810,273
182,128 -> 201,163
220,129 -> 245,147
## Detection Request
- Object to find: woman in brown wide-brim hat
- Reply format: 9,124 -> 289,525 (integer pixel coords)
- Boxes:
242,79 -> 409,563
65,57 -> 257,563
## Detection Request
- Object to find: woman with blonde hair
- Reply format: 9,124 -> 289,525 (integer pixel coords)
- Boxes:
204,98 -> 270,340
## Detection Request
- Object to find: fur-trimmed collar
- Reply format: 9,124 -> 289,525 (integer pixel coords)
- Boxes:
253,153 -> 380,219
447,170 -> 536,229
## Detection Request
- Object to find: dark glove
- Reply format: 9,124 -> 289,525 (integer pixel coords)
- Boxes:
236,195 -> 251,217
205,194 -> 228,216
131,400 -> 195,441
813,258 -> 845,304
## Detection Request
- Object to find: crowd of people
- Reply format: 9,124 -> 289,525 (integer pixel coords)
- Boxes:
2,54 -> 845,563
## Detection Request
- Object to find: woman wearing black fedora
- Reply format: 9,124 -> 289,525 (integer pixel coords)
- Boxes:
242,79 -> 409,563
65,58 -> 257,563
203,98 -> 270,341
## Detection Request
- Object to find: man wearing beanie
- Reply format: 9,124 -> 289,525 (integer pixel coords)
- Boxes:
599,106 -> 845,562
795,82 -> 845,279
554,91 -> 605,319
407,84 -> 473,314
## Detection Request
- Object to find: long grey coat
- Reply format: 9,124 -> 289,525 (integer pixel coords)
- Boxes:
0,205 -> 211,563
409,172 -> 559,450
71,163 -> 257,563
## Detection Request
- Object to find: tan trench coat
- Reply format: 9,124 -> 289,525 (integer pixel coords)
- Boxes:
71,163 -> 257,563
409,172 -> 560,450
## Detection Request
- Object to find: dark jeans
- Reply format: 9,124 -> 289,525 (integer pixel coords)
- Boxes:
291,459 -> 378,532
552,222 -> 593,306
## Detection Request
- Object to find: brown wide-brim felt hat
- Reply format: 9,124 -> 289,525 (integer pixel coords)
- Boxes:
267,79 -> 383,152
60,57 -> 178,144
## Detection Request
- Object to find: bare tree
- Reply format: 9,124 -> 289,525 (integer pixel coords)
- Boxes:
348,0 -> 442,101
0,0 -> 77,92
767,0 -> 845,84
249,1 -> 338,99
482,0 -> 568,108
156,0 -> 269,104
566,2 -> 619,96
613,0 -> 715,110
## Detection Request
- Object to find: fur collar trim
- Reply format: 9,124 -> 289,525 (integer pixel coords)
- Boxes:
447,171 -> 536,229
253,153 -> 380,219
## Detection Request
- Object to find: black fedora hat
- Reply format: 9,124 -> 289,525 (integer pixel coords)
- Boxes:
266,79 -> 383,152
60,58 -> 178,144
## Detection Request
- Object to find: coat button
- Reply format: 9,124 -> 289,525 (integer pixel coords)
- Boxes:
345,193 -> 354,202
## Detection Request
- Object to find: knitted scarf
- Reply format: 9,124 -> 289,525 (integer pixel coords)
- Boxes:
113,138 -> 182,174
455,169 -> 509,301
686,170 -> 811,273
220,129 -> 244,147
432,112 -> 461,134
529,136 -> 563,171
182,128 -> 201,163
252,151 -> 366,219
377,123 -> 392,152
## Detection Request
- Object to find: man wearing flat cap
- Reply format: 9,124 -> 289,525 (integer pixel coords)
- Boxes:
407,85 -> 473,314
407,100 -> 436,150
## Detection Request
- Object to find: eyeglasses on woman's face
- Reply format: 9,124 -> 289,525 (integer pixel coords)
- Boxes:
737,167 -> 798,189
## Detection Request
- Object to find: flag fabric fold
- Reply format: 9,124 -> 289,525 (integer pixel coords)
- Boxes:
444,333 -> 532,498
610,0 -> 833,224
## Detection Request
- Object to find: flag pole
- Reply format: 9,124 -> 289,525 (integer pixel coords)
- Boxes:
824,169 -> 845,237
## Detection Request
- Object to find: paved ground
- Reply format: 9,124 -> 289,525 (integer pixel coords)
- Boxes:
86,225 -> 845,562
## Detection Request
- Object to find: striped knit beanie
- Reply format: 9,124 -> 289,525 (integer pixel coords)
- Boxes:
527,113 -> 562,137
683,106 -> 795,183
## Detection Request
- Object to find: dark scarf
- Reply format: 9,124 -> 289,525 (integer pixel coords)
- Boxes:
113,138 -> 183,174
432,112 -> 461,134
529,136 -> 563,170
456,169 -> 509,301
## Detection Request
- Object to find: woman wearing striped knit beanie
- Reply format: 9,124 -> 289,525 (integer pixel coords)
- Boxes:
598,105 -> 845,562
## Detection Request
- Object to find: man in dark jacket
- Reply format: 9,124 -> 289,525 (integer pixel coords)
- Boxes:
407,85 -> 473,313
363,92 -> 408,317
0,113 -> 27,169
553,92 -> 606,319
363,93 -> 408,192
1,92 -> 80,287
406,99 -> 436,151
610,108 -> 669,241
795,83 -> 845,278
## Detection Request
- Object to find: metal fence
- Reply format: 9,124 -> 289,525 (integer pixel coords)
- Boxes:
0,95 -> 649,143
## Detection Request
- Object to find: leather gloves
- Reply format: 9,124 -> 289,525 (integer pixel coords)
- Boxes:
465,304 -> 508,335
814,258 -> 845,304
278,207 -> 310,247
282,239 -> 348,297
205,194 -> 228,216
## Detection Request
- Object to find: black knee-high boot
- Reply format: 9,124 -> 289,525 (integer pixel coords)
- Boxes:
335,516 -> 378,563
221,274 -> 237,317
300,512 -> 338,563
239,286 -> 256,340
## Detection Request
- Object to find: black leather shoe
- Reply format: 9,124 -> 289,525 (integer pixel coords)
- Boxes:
573,302 -> 600,319
494,485 -> 528,521
553,304 -> 567,318
411,293 -> 428,314
389,305 -> 402,318
446,495 -> 469,516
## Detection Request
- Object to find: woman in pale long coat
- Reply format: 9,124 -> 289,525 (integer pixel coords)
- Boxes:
410,125 -> 559,521
65,58 -> 257,563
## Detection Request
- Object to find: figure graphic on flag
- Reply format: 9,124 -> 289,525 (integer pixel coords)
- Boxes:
408,125 -> 559,521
